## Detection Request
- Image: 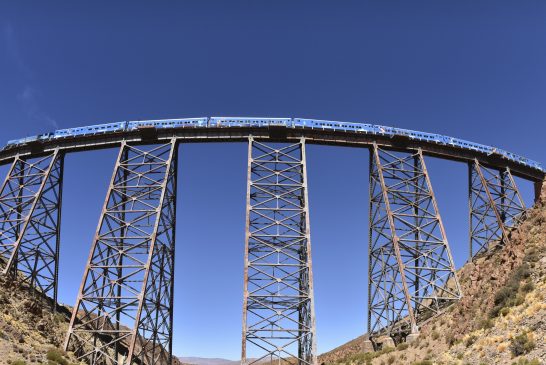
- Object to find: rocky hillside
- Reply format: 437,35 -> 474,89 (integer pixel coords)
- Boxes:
0,271 -> 182,365
0,272 -> 79,365
319,182 -> 546,365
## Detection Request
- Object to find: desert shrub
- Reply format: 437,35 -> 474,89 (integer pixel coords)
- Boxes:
53,313 -> 66,323
446,333 -> 459,347
494,286 -> 516,306
412,361 -> 433,365
396,342 -> 409,351
46,348 -> 68,365
521,281 -> 535,293
524,248 -> 540,263
513,263 -> 531,281
376,346 -> 395,357
511,358 -> 540,365
345,351 -> 375,365
489,262 -> 534,318
509,333 -> 535,357
12,361 -> 26,365
500,307 -> 510,316
431,331 -> 440,340
490,304 -> 502,318
387,355 -> 396,364
514,295 -> 525,306
465,334 -> 477,347
479,318 -> 494,330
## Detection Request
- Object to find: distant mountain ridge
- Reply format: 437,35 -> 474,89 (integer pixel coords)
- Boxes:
178,356 -> 241,365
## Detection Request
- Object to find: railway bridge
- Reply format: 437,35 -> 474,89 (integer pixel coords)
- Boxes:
0,117 -> 543,365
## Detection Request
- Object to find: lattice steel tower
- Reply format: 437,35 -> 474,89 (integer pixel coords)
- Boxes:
0,151 -> 64,306
469,160 -> 526,258
368,145 -> 461,344
65,141 -> 177,365
242,137 -> 317,365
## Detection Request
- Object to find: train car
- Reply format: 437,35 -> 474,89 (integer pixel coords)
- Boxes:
126,118 -> 207,131
403,130 -> 443,143
293,119 -> 376,134
6,135 -> 39,146
212,117 -> 291,128
437,135 -> 456,146
53,121 -> 126,139
294,119 -> 341,131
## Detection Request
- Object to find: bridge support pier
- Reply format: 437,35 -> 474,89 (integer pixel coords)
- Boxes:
469,160 -> 526,259
0,150 -> 64,307
405,332 -> 420,344
362,339 -> 375,352
65,140 -> 177,365
241,137 -> 317,365
367,144 -> 461,345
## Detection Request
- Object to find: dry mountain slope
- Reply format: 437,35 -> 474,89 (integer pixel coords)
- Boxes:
319,182 -> 546,365
0,272 -> 79,364
0,269 -> 182,365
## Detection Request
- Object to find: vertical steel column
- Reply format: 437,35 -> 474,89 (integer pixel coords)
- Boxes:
368,144 -> 461,342
469,160 -> 526,258
0,151 -> 64,305
65,140 -> 177,365
242,137 -> 317,365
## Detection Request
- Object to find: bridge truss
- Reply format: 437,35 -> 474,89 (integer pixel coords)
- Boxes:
0,150 -> 63,306
242,137 -> 317,365
0,121 -> 540,364
368,145 -> 462,345
64,140 -> 177,365
469,160 -> 526,258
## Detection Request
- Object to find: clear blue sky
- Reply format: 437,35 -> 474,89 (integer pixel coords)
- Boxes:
0,1 -> 545,360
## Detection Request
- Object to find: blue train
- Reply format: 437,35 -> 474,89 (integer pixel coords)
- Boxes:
4,117 -> 543,171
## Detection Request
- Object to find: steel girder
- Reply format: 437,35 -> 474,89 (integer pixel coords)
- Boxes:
242,138 -> 317,365
368,144 -> 461,342
0,150 -> 64,305
65,140 -> 177,365
469,160 -> 526,258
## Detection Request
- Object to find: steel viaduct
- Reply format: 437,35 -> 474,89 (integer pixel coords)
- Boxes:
0,117 -> 543,365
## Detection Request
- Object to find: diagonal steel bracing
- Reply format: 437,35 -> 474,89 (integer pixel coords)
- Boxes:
368,144 -> 461,342
242,137 -> 317,365
65,140 -> 177,365
469,160 -> 526,258
0,150 -> 64,305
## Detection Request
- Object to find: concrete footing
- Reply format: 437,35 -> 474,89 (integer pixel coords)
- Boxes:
362,340 -> 375,352
406,332 -> 420,344
379,336 -> 396,348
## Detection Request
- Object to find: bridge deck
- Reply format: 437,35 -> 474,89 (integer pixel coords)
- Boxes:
0,124 -> 543,181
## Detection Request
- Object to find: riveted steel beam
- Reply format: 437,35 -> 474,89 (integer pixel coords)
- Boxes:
469,160 -> 526,259
368,144 -> 461,343
0,150 -> 64,306
241,137 -> 317,365
65,140 -> 177,365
